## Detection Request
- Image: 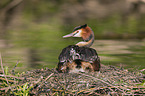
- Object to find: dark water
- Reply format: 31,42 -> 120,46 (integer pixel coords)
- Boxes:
0,39 -> 145,73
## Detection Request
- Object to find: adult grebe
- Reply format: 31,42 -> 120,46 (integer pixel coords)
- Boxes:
57,24 -> 100,73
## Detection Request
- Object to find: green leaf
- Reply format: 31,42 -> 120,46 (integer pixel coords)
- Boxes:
23,82 -> 28,92
4,66 -> 8,75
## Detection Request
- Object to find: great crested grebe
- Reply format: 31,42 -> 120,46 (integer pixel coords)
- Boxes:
57,24 -> 100,73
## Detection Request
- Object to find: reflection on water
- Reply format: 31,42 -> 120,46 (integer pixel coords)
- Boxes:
0,39 -> 145,72
93,40 -> 145,70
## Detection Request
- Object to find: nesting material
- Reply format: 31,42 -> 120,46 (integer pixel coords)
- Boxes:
18,65 -> 145,95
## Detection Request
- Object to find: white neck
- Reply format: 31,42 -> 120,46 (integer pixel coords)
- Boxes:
76,37 -> 94,47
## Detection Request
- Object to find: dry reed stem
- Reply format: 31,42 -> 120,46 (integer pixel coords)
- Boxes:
12,60 -> 20,75
0,54 -> 15,95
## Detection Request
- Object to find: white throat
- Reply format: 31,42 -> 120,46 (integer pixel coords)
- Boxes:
76,38 -> 94,47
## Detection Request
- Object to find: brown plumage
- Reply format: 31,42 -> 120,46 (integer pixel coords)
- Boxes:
81,26 -> 93,40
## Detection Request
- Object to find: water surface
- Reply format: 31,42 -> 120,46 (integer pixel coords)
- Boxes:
93,40 -> 145,71
1,39 -> 145,72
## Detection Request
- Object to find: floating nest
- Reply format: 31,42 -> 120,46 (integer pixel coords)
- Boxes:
0,65 -> 145,95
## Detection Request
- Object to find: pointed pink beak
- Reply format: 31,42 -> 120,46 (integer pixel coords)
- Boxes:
63,33 -> 74,38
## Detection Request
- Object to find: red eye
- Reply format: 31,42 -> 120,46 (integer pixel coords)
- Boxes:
73,31 -> 79,36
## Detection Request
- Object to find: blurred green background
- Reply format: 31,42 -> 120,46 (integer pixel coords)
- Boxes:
0,0 -> 145,72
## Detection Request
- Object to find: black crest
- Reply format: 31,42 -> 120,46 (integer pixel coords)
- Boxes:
73,24 -> 87,32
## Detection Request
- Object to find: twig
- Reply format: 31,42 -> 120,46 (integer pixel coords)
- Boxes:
140,69 -> 145,72
33,73 -> 54,88
78,73 -> 125,93
0,74 -> 25,80
0,85 -> 18,91
11,59 -> 19,75
0,77 -> 15,83
0,53 -> 15,96
44,73 -> 54,81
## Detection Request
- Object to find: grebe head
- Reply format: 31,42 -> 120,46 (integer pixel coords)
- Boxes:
63,24 -> 94,47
